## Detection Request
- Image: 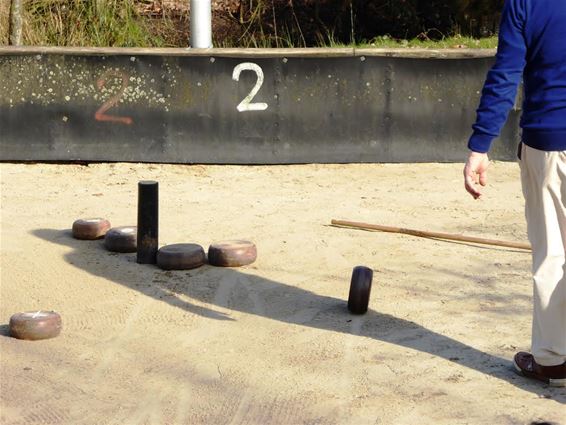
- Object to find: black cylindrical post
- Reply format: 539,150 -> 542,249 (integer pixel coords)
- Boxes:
137,181 -> 158,264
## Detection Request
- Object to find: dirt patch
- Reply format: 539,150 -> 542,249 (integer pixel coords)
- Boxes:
1,162 -> 564,424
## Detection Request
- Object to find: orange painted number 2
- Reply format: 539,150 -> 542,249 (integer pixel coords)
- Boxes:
94,70 -> 133,126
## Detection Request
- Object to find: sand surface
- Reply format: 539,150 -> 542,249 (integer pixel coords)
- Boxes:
1,162 -> 564,425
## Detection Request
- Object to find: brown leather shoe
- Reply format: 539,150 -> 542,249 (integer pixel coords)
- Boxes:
513,352 -> 566,387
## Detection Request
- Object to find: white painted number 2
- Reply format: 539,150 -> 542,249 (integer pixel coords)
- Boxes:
232,62 -> 268,112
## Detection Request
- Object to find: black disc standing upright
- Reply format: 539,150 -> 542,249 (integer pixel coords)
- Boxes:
347,266 -> 373,314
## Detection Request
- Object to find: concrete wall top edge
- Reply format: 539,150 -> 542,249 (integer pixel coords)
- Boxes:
0,46 -> 497,59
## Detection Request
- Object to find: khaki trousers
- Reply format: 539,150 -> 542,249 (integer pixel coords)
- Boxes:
520,144 -> 566,366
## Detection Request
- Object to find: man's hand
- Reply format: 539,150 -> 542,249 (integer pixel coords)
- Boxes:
464,151 -> 489,199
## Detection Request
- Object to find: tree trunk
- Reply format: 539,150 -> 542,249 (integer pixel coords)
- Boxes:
9,0 -> 23,46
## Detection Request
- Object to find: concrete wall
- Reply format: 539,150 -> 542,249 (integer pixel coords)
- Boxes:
0,47 -> 519,164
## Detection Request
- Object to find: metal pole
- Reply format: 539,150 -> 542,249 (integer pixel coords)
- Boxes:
190,0 -> 212,48
9,0 -> 23,46
137,181 -> 159,264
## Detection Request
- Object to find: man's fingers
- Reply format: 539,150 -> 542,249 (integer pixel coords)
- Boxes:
466,185 -> 481,199
464,174 -> 481,199
463,151 -> 489,199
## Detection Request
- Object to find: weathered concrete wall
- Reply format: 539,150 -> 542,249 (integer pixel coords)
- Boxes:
0,47 -> 519,164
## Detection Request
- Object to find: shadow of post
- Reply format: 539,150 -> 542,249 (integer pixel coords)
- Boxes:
27,228 -> 566,401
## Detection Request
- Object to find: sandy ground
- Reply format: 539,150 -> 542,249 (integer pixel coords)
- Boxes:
0,161 -> 564,425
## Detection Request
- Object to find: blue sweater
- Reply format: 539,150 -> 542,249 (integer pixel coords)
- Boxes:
469,0 -> 566,153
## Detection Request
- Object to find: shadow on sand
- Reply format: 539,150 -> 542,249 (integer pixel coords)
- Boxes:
26,228 -> 566,403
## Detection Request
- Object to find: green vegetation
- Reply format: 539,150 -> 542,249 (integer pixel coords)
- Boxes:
3,0 -> 499,49
337,35 -> 498,49
21,0 -> 175,47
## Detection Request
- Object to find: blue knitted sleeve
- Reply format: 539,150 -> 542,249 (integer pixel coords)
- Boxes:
468,0 -> 528,153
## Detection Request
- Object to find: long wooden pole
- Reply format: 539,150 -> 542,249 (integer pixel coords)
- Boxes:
331,219 -> 531,251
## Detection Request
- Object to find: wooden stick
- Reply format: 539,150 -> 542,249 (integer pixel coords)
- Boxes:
331,219 -> 531,251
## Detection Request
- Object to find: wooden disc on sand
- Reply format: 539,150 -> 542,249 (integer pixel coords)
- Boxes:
9,311 -> 62,341
157,243 -> 206,270
72,218 -> 111,240
208,240 -> 257,267
347,266 -> 373,315
104,226 -> 137,253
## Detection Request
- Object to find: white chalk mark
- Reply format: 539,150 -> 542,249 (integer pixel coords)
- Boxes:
232,62 -> 268,112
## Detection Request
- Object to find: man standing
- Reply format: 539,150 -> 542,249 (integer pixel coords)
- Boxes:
464,0 -> 565,386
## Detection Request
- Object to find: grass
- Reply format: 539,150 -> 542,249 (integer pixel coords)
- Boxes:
326,34 -> 498,49
366,35 -> 498,49
8,0 -> 498,49
21,0 -> 169,47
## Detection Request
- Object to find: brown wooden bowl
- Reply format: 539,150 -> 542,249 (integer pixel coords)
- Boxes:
72,218 -> 111,240
157,243 -> 206,270
9,311 -> 62,341
208,240 -> 257,267
104,226 -> 137,253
